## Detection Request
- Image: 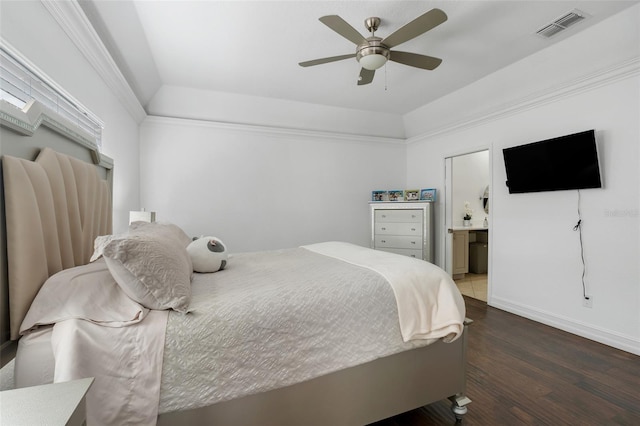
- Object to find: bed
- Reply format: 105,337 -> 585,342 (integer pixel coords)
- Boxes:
0,111 -> 471,425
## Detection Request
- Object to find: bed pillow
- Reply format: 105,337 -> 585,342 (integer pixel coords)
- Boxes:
102,222 -> 193,313
90,234 -> 113,262
128,220 -> 192,247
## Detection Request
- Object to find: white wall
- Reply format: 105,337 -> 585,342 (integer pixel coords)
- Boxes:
140,116 -> 406,252
0,1 -> 141,233
406,5 -> 640,354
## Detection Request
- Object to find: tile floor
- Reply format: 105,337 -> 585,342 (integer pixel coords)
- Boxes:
454,273 -> 488,302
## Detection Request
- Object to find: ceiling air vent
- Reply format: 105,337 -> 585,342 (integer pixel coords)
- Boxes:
536,9 -> 588,38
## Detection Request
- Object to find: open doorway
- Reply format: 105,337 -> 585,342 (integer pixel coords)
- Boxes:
444,150 -> 490,302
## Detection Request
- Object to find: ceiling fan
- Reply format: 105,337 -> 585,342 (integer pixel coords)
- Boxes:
299,8 -> 448,86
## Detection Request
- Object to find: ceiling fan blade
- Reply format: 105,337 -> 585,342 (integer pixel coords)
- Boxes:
389,51 -> 442,70
299,53 -> 355,67
357,68 -> 375,85
382,8 -> 447,48
319,15 -> 367,45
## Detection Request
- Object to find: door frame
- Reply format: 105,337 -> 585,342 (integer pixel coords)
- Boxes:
443,147 -> 493,302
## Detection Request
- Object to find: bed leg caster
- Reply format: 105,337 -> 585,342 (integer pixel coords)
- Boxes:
449,394 -> 472,422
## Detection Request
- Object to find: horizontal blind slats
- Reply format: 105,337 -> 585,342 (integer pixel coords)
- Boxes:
0,48 -> 103,149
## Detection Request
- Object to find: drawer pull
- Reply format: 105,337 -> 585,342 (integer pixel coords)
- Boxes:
381,240 -> 386,243
381,227 -> 387,230
411,241 -> 416,244
411,255 -> 416,258
411,228 -> 416,231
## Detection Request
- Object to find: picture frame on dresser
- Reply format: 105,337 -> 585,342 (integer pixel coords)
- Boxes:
404,189 -> 419,201
371,190 -> 388,202
388,190 -> 403,201
420,188 -> 437,202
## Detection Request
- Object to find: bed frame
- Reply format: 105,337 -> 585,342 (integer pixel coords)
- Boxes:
0,102 -> 471,425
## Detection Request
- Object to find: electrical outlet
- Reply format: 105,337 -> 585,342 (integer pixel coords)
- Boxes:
583,296 -> 593,308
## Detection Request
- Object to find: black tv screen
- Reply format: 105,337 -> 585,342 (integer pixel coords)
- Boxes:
503,130 -> 602,194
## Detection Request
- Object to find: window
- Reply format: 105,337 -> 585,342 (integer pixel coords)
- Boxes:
1,46 -> 104,149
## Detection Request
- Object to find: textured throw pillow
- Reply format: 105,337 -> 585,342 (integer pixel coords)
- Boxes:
90,234 -> 114,262
129,220 -> 192,247
102,222 -> 193,313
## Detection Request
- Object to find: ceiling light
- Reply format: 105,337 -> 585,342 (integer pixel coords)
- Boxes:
359,53 -> 388,70
356,39 -> 390,70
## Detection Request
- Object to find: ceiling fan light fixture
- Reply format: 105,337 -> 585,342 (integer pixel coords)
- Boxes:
301,9 -> 447,85
357,40 -> 390,70
359,53 -> 388,70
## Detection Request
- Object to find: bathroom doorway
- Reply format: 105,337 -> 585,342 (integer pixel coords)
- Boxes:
444,150 -> 490,302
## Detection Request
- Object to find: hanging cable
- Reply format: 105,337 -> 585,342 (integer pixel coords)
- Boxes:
573,190 -> 587,299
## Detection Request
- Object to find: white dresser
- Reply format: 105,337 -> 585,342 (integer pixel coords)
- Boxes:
369,202 -> 435,262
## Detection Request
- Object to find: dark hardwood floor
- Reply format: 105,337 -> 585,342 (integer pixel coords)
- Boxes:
372,296 -> 640,425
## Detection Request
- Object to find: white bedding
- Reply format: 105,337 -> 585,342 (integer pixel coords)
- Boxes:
52,311 -> 167,425
303,242 -> 465,342
15,326 -> 55,388
17,260 -> 168,426
17,242 -> 465,424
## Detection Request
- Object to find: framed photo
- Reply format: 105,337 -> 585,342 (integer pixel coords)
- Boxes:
388,190 -> 403,201
420,188 -> 437,202
404,189 -> 419,201
371,190 -> 388,202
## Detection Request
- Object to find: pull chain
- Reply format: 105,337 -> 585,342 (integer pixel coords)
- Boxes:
384,63 -> 388,91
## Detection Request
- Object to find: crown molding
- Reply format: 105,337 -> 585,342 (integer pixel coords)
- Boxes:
41,0 -> 146,124
406,56 -> 640,144
146,56 -> 638,146
142,115 -> 406,146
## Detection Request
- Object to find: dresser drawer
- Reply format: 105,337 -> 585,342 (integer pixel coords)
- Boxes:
377,247 -> 424,259
375,222 -> 422,236
375,209 -> 422,223
374,235 -> 422,249
370,202 -> 434,263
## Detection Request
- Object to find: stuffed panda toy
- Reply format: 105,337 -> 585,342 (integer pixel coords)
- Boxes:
187,236 -> 228,273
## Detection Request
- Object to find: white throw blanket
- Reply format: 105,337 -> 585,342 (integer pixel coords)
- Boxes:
302,242 -> 465,342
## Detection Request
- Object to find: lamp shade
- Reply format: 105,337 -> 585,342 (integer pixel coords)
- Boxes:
129,209 -> 156,224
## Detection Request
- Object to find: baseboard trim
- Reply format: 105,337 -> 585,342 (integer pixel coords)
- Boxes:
490,296 -> 640,356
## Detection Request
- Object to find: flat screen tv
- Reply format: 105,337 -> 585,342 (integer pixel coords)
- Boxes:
503,130 -> 602,194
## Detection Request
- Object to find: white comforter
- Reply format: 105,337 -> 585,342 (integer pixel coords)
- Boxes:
19,242 -> 465,425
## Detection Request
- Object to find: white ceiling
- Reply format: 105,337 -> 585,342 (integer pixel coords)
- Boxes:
79,1 -> 638,116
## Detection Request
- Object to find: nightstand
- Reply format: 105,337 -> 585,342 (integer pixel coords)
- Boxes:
1,377 -> 93,426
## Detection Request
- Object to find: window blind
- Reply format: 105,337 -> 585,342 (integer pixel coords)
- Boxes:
1,47 -> 103,149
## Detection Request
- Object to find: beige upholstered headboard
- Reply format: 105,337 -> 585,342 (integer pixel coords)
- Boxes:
2,148 -> 112,339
